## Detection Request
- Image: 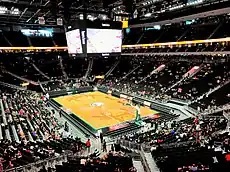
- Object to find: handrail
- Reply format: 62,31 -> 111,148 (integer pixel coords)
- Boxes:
59,55 -> 68,79
140,146 -> 152,172
4,153 -> 69,172
0,81 -> 27,90
3,70 -> 38,85
117,139 -> 152,172
201,103 -> 230,116
31,63 -> 50,80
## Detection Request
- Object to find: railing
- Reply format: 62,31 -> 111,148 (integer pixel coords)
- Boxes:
39,81 -> 46,93
116,139 -> 152,172
170,98 -> 190,104
120,65 -> 140,82
84,58 -> 93,78
206,79 -> 230,97
4,154 -> 69,172
223,110 -> 230,132
3,70 -> 38,86
200,103 -> 230,116
31,63 -> 50,80
59,55 -> 68,79
189,78 -> 230,105
104,60 -> 120,78
140,147 -> 152,172
0,81 -> 26,91
117,139 -> 143,151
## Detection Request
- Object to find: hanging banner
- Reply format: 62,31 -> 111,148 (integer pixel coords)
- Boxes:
57,18 -> 63,26
38,17 -> 45,25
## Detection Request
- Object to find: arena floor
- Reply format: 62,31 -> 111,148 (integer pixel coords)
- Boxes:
53,91 -> 158,130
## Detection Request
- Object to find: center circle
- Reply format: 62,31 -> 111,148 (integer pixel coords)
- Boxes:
91,102 -> 104,107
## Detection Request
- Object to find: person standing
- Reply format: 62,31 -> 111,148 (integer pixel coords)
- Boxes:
59,109 -> 62,118
86,139 -> 91,153
103,140 -> 107,152
100,133 -> 103,143
64,121 -> 69,132
111,144 -> 114,151
0,157 -> 5,172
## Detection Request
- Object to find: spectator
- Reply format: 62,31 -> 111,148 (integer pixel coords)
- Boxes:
103,140 -> 107,152
86,138 -> 91,153
100,132 -> 103,143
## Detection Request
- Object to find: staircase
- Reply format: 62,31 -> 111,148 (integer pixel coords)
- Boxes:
59,56 -> 68,79
207,21 -> 223,39
136,32 -> 145,44
177,28 -> 190,41
165,65 -> 203,93
223,108 -> 230,132
4,70 -> 38,85
120,65 -> 140,82
144,153 -> 160,172
206,79 -> 230,97
190,78 -> 230,105
2,32 -> 13,46
104,59 -> 120,78
0,81 -> 27,90
27,36 -> 32,46
133,160 -> 145,172
138,64 -> 166,84
154,30 -> 166,42
39,81 -> 46,93
164,77 -> 186,93
201,103 -> 230,116
84,58 -> 93,78
31,63 -> 50,80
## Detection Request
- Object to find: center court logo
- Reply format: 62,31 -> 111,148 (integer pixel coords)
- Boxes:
91,102 -> 104,107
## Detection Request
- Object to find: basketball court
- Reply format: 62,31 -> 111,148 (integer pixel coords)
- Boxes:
53,91 -> 158,130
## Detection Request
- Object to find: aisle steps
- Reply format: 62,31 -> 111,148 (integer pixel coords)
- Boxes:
144,152 -> 160,172
133,160 -> 145,172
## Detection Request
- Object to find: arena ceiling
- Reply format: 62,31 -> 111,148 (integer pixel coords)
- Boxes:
0,0 -> 111,25
0,0 -> 228,25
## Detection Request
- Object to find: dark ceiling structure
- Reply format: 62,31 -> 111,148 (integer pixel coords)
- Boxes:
0,0 -> 107,24
0,0 -> 228,26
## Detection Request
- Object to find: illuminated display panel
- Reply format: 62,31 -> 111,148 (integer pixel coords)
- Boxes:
66,29 -> 83,54
87,29 -> 122,54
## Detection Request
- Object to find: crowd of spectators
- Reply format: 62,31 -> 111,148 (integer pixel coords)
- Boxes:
0,90 -> 84,170
0,14 -> 229,172
0,48 -> 229,114
124,15 -> 230,45
0,31 -> 66,47
100,56 -> 230,112
57,150 -> 135,172
119,111 -> 230,171
0,88 -> 137,171
43,78 -> 89,92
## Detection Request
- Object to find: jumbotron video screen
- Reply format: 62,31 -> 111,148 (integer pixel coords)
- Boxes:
65,20 -> 122,56
87,29 -> 122,54
66,29 -> 83,54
